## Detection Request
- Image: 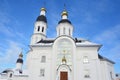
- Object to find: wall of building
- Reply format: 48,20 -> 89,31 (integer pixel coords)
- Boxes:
76,46 -> 102,80
26,46 -> 52,80
100,60 -> 115,80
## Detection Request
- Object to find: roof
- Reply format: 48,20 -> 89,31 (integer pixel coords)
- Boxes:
1,69 -> 13,73
58,19 -> 71,24
36,15 -> 47,23
98,54 -> 115,64
37,39 -> 54,43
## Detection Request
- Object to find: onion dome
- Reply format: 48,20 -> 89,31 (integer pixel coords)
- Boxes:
16,52 -> 23,64
36,7 -> 47,23
58,10 -> 71,24
58,19 -> 71,24
41,8 -> 46,12
36,15 -> 47,23
16,58 -> 23,64
61,10 -> 68,16
62,56 -> 67,63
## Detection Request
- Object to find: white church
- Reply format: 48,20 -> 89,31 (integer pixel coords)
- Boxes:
0,7 -> 116,80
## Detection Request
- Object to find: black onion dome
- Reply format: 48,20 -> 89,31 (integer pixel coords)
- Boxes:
58,19 -> 71,24
36,15 -> 47,23
16,58 -> 23,64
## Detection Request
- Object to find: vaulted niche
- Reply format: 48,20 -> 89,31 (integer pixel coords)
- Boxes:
56,38 -> 73,66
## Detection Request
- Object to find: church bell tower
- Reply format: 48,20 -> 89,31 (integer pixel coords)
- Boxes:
30,7 -> 47,45
56,9 -> 73,37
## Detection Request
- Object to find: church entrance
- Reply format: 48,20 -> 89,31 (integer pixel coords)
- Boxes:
60,72 -> 68,80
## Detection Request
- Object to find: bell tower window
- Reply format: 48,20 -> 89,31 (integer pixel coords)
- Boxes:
42,27 -> 44,32
63,27 -> 65,34
38,26 -> 40,31
59,28 -> 60,35
69,28 -> 70,35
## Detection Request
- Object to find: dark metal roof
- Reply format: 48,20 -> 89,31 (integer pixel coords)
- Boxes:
98,54 -> 115,64
36,15 -> 47,23
2,69 -> 13,73
16,58 -> 23,64
37,39 -> 54,43
74,38 -> 82,43
58,19 -> 71,24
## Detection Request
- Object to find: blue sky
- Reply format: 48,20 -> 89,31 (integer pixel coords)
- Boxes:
0,0 -> 120,73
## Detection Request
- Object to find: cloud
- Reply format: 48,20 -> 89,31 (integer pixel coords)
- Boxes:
0,40 -> 23,72
93,25 -> 120,44
93,24 -> 120,61
0,0 -> 28,72
92,24 -> 120,73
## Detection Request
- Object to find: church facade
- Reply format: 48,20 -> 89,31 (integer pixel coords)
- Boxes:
0,7 -> 115,80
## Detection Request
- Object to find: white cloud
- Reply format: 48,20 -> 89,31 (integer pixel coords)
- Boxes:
93,25 -> 120,44
0,40 -> 24,72
0,3 -> 27,71
93,24 -> 120,61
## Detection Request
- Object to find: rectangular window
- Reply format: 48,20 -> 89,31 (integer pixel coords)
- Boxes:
69,28 -> 71,35
110,72 -> 113,80
84,69 -> 90,78
59,29 -> 60,35
40,69 -> 45,77
63,27 -> 65,34
41,56 -> 46,63
42,27 -> 44,32
83,56 -> 89,64
37,26 -> 40,31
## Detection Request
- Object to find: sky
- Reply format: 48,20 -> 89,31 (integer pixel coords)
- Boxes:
0,0 -> 120,73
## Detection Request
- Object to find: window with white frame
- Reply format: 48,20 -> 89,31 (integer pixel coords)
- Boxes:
40,69 -> 45,77
84,69 -> 90,78
41,56 -> 46,63
83,56 -> 89,64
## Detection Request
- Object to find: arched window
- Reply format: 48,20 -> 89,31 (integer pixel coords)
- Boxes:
37,26 -> 40,31
42,27 -> 44,32
59,29 -> 60,35
69,28 -> 71,35
110,72 -> 113,80
9,73 -> 12,78
63,27 -> 65,34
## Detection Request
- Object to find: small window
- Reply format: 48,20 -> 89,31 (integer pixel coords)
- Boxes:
59,28 -> 60,35
40,69 -> 45,77
38,26 -> 40,31
63,27 -> 65,34
83,56 -> 89,64
84,75 -> 90,78
69,28 -> 71,35
42,27 -> 44,32
84,69 -> 90,78
41,56 -> 46,63
9,73 -> 12,78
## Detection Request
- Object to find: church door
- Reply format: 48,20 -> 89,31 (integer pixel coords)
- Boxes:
60,72 -> 68,80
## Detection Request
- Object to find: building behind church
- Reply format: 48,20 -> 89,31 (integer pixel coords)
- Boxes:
0,7 -> 116,80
